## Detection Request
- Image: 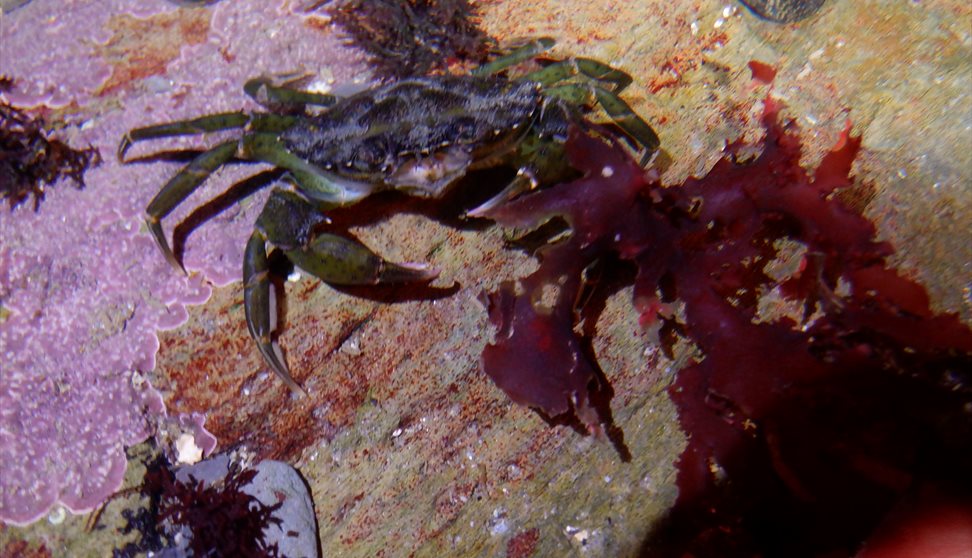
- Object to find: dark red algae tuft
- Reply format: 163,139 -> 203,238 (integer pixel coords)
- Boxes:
113,455 -> 282,557
479,93 -> 972,554
0,77 -> 100,211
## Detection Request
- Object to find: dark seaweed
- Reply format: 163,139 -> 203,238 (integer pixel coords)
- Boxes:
0,77 -> 100,211
327,0 -> 491,79
114,455 -> 282,558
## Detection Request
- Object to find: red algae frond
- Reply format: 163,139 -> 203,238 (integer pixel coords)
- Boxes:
480,128 -> 650,433
479,95 -> 972,554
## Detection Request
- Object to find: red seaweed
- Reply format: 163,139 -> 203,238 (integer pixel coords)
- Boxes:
651,102 -> 972,556
481,128 -> 652,435
747,60 -> 777,84
113,454 -> 282,557
479,95 -> 972,555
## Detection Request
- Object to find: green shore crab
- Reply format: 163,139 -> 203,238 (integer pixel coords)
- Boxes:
119,38 -> 660,394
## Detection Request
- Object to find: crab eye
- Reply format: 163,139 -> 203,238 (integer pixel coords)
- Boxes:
353,138 -> 387,170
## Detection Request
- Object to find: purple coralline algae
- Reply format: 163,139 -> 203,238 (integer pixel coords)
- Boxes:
1,0 -> 367,525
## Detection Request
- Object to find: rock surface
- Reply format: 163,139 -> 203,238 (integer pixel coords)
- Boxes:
2,0 -> 969,556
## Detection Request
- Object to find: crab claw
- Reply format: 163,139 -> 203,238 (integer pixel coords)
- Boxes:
466,168 -> 536,218
289,233 -> 440,286
145,215 -> 186,274
258,188 -> 440,286
243,190 -> 441,393
244,229 -> 437,395
244,231 -> 437,395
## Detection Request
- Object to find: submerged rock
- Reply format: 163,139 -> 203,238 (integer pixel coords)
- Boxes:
738,0 -> 827,22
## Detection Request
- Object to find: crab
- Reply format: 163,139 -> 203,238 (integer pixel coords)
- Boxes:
119,38 -> 660,395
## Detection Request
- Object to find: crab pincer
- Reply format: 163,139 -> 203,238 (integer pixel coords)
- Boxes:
244,189 -> 438,393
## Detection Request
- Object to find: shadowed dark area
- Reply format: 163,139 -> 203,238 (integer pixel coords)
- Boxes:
172,169 -> 285,267
330,280 -> 461,304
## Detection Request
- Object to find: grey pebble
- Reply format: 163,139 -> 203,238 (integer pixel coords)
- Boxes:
739,0 -> 827,22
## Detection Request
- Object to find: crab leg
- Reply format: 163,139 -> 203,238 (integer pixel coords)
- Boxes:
592,86 -> 660,165
244,230 -> 307,395
240,132 -> 377,205
244,77 -> 338,111
472,37 -> 556,76
521,58 -> 634,93
118,113 -> 298,160
256,189 -> 440,285
240,133 -> 341,200
244,190 -> 439,392
546,84 -> 660,165
119,113 -> 248,160
145,139 -> 238,271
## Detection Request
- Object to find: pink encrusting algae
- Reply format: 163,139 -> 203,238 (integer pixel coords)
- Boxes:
0,0 -> 368,525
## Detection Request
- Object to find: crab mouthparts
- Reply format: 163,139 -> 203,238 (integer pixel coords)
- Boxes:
387,148 -> 472,198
